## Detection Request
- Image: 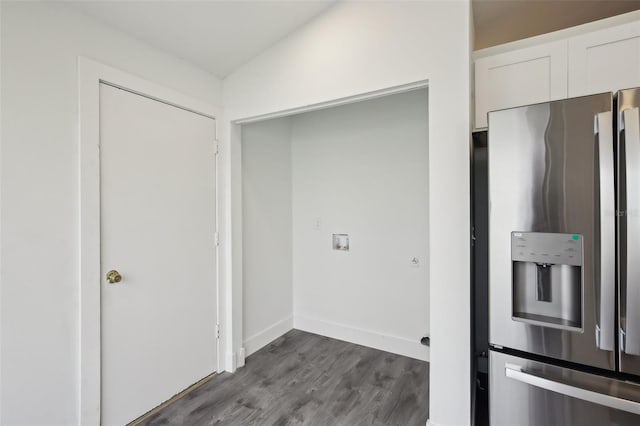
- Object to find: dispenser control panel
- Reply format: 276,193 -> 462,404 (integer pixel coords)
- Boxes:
511,232 -> 583,267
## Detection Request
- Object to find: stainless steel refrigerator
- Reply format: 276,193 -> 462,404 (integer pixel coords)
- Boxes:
488,88 -> 640,425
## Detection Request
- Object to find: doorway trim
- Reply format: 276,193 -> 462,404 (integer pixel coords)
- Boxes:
78,57 -> 222,425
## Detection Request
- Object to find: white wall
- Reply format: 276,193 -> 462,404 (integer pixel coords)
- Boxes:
291,89 -> 429,361
241,118 -> 293,356
0,3 -> 222,424
240,90 -> 429,361
223,2 -> 471,425
0,1 -> 471,424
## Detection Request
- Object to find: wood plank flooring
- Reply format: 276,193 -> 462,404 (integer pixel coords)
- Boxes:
141,329 -> 429,426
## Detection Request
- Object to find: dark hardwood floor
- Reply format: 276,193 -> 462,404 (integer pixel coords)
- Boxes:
142,329 -> 429,426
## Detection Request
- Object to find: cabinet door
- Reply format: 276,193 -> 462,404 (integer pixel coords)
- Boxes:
474,40 -> 568,129
569,21 -> 640,97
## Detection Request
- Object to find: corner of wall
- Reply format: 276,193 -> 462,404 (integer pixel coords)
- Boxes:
243,315 -> 294,357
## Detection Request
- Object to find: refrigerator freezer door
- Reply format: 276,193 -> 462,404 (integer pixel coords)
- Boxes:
489,93 -> 615,371
618,88 -> 640,376
491,351 -> 640,426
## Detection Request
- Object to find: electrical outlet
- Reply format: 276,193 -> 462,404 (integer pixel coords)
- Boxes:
314,217 -> 321,231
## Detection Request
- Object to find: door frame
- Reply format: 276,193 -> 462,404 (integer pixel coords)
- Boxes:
78,57 -> 221,425
226,80 -> 429,369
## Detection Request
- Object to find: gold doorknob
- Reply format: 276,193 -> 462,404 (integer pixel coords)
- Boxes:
106,270 -> 122,284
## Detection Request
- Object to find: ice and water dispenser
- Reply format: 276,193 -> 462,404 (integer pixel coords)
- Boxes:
511,232 -> 583,331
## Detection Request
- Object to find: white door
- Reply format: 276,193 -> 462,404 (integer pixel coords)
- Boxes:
99,83 -> 217,426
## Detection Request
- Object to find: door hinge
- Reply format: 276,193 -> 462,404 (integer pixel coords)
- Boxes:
216,323 -> 220,340
214,232 -> 220,247
213,139 -> 220,155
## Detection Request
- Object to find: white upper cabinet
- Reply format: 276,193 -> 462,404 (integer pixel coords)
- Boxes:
474,40 -> 568,129
568,21 -> 640,97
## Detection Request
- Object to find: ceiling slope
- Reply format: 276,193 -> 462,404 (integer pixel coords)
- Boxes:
67,0 -> 335,77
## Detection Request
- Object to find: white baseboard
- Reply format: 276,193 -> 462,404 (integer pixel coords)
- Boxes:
293,315 -> 429,362
237,347 -> 246,368
243,315 -> 294,357
225,351 -> 236,373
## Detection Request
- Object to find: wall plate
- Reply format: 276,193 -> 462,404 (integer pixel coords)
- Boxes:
333,234 -> 349,251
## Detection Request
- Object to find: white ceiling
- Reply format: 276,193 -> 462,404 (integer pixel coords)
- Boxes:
473,0 -> 640,49
65,1 -> 640,74
66,0 -> 335,78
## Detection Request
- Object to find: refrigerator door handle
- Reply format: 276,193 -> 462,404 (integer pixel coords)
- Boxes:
595,112 -> 615,352
505,363 -> 640,415
622,107 -> 640,355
